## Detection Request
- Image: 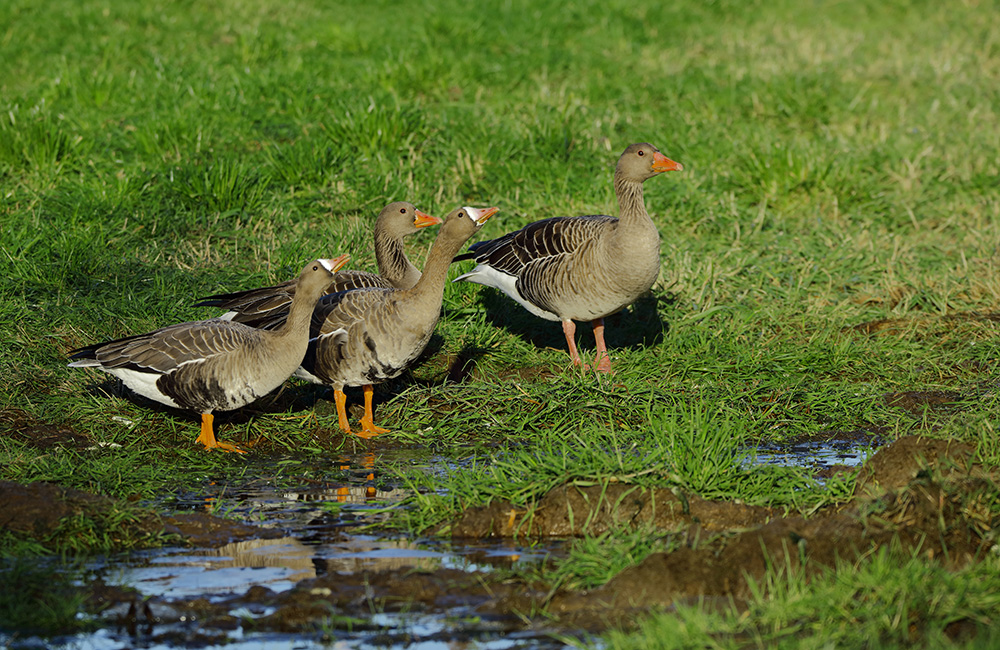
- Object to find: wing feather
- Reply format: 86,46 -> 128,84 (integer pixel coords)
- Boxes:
70,320 -> 257,375
194,271 -> 393,323
458,215 -> 617,277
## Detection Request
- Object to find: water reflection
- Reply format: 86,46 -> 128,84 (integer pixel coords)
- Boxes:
118,450 -> 551,606
750,437 -> 877,478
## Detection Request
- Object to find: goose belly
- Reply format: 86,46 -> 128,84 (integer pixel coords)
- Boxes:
548,258 -> 659,322
347,329 -> 432,385
154,359 -> 279,413
307,314 -> 435,389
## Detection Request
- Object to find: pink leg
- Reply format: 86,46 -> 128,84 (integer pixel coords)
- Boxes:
591,318 -> 612,373
561,319 -> 583,366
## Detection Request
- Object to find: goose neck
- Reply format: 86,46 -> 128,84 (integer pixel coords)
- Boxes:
374,230 -> 415,286
613,175 -> 649,224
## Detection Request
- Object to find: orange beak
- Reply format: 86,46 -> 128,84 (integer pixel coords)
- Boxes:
474,206 -> 500,225
651,151 -> 683,173
413,209 -> 443,229
326,253 -> 351,273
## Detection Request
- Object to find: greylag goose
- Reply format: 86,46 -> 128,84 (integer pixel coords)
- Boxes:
295,205 -> 498,438
67,255 -> 350,453
452,143 -> 682,373
195,202 -> 441,323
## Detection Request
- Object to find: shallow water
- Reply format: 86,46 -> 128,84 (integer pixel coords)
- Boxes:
22,450 -> 569,650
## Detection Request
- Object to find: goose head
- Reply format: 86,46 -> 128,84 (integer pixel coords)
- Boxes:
440,205 -> 499,239
376,201 -> 442,237
298,253 -> 350,296
617,143 -> 683,182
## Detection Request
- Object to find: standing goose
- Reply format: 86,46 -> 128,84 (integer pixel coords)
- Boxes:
452,143 -> 683,373
298,205 -> 498,438
68,255 -> 350,453
195,202 -> 441,323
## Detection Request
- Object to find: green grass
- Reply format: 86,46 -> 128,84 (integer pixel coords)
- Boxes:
2,0 -> 1000,645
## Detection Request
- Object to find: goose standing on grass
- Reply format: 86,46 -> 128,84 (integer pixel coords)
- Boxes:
297,205 -> 498,438
195,202 -> 441,323
68,255 -> 350,453
452,143 -> 683,373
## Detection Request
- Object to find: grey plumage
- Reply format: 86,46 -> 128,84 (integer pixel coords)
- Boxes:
294,205 -> 498,437
452,143 -> 683,372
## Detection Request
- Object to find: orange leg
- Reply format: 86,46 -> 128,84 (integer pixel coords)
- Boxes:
561,319 -> 583,366
334,389 -> 353,433
363,452 -> 377,499
358,384 -> 388,438
194,413 -> 245,454
590,318 -> 613,373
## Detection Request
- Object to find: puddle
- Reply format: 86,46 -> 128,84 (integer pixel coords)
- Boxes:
750,436 -> 878,478
10,450 -> 569,650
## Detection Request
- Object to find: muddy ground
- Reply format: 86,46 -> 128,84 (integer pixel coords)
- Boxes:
2,434 -> 997,645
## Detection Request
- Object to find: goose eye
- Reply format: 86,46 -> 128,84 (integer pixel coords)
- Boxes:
637,150 -> 645,156
312,265 -> 319,271
400,208 -> 407,214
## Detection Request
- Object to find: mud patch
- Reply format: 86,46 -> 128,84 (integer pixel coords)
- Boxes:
884,390 -> 963,416
3,438 -> 996,647
0,408 -> 92,450
440,437 -> 999,630
0,480 -> 281,551
550,473 -> 995,627
452,482 -> 774,538
853,434 -> 980,496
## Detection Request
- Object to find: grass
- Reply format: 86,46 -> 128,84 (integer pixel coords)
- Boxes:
2,0 -> 1000,645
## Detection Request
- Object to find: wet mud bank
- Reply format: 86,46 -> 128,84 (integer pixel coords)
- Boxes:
0,480 -> 284,550
452,436 -> 998,629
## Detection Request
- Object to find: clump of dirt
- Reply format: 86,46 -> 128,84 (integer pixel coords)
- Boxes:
854,435 -> 980,496
441,437 -> 997,630
555,471 -> 996,626
0,480 -> 281,551
0,480 -> 116,538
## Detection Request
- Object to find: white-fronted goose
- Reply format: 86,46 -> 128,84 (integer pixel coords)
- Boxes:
68,255 -> 350,452
195,202 -> 441,323
297,206 -> 498,438
452,143 -> 683,373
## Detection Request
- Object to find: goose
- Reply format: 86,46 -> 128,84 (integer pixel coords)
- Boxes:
295,205 -> 498,438
452,143 -> 683,373
195,202 -> 441,323
67,255 -> 350,453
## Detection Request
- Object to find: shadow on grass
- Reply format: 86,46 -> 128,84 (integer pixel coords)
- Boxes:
470,287 -> 671,355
